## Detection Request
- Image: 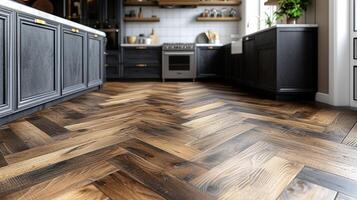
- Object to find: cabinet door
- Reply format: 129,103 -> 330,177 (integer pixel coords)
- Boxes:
243,37 -> 258,86
62,27 -> 87,95
257,47 -> 276,90
88,34 -> 103,87
17,14 -> 60,110
0,8 -> 14,117
197,47 -> 222,78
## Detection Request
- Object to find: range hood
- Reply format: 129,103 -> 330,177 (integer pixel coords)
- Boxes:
158,0 -> 200,8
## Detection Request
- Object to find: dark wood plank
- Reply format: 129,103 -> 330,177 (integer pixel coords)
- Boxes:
0,128 -> 29,155
95,171 -> 165,200
297,167 -> 357,198
27,116 -> 69,137
0,145 -> 126,196
119,138 -> 208,182
109,153 -> 215,200
193,128 -> 268,169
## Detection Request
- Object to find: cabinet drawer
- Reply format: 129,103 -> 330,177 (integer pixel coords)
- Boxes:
124,64 -> 161,79
123,47 -> 161,65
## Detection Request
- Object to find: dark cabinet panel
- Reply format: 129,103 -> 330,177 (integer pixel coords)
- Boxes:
241,27 -> 317,100
243,37 -> 258,86
17,14 -> 61,110
124,65 -> 161,79
0,8 -> 13,116
62,27 -> 87,95
122,47 -> 161,79
197,46 -> 223,78
277,30 -> 317,91
257,47 -> 276,90
232,54 -> 243,82
88,34 -> 104,87
123,47 -> 161,65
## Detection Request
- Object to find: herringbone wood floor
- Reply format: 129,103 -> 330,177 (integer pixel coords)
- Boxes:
1,82 -> 357,200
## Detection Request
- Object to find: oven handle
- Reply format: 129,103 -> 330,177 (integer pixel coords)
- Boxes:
163,52 -> 195,55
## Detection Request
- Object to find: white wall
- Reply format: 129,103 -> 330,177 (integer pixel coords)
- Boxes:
323,0 -> 350,106
124,6 -> 242,44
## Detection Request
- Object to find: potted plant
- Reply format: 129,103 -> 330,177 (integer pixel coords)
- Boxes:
275,0 -> 311,24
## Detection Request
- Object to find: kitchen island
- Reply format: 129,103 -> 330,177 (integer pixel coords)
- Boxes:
226,24 -> 318,100
0,0 -> 105,125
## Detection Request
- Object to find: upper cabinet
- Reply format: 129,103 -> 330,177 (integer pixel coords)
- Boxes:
16,14 -> 61,110
0,8 -> 14,117
88,33 -> 104,87
62,26 -> 88,95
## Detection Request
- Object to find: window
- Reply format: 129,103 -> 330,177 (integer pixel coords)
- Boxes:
259,0 -> 277,30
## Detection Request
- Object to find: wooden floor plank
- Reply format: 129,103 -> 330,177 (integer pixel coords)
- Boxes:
193,128 -> 269,169
297,167 -> 357,198
50,184 -> 110,200
27,116 -> 69,137
2,161 -> 118,200
0,145 -> 126,196
0,134 -> 128,182
0,128 -> 29,155
277,178 -> 337,200
8,121 -> 54,148
119,138 -> 207,182
219,156 -> 304,200
191,142 -> 276,197
110,153 -> 215,200
94,171 -> 165,200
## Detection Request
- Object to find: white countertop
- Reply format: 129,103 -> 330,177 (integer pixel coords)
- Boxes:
0,0 -> 105,36
196,43 -> 224,47
121,44 -> 163,47
244,24 -> 318,38
121,43 -> 226,47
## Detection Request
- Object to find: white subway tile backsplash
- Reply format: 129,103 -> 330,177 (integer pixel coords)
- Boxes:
124,6 -> 240,44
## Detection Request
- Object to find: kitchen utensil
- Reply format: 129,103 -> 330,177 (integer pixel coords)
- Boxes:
144,37 -> 152,45
127,36 -> 137,44
196,32 -> 209,44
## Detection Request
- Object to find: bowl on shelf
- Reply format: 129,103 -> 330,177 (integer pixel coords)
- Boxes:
127,36 -> 137,44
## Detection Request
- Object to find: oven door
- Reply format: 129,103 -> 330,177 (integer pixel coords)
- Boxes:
163,51 -> 196,79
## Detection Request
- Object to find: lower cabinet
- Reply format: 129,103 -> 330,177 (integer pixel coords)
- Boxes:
197,46 -> 223,78
240,27 -> 317,99
88,34 -> 104,87
0,8 -> 14,117
243,36 -> 258,87
17,13 -> 61,110
62,26 -> 87,95
122,47 -> 161,79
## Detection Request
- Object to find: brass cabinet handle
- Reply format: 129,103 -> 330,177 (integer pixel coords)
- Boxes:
35,19 -> 46,25
208,46 -> 214,49
136,64 -> 147,67
71,28 -> 80,33
136,46 -> 147,50
94,34 -> 98,38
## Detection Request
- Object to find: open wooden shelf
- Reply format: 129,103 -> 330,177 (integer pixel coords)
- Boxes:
124,0 -> 157,6
124,17 -> 160,22
124,0 -> 241,6
199,0 -> 242,6
196,16 -> 241,22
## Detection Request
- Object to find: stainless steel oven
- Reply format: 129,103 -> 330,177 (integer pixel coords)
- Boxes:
162,43 -> 196,81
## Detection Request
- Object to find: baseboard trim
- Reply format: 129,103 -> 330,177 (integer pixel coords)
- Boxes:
315,92 -> 331,105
